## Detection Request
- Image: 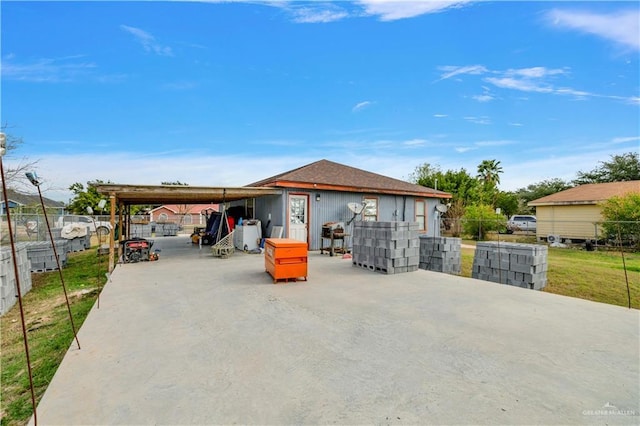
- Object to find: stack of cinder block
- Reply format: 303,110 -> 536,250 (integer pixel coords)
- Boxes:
352,221 -> 419,274
131,223 -> 152,238
156,223 -> 178,236
53,227 -> 91,252
68,233 -> 91,252
25,240 -> 69,272
472,242 -> 548,290
419,236 -> 461,275
1,244 -> 33,315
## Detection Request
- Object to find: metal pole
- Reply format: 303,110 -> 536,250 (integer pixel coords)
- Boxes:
108,194 -> 116,272
88,207 -> 105,309
617,224 -> 632,309
0,157 -> 38,425
35,184 -> 81,350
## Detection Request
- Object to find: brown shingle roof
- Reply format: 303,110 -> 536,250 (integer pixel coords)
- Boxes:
528,181 -> 640,206
249,159 -> 451,198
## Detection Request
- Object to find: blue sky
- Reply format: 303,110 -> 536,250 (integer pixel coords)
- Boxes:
2,1 -> 639,203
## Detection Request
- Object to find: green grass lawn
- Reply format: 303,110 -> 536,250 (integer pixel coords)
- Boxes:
1,250 -> 107,426
461,244 -> 639,309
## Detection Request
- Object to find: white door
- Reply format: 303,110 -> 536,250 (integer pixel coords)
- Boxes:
288,194 -> 308,243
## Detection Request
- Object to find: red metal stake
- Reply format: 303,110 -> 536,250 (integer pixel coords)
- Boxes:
1,158 -> 38,425
35,184 -> 81,350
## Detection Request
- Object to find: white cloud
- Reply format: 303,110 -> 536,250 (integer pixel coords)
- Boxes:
509,66 -> 568,78
121,25 -> 173,56
484,67 -> 570,93
471,84 -> 497,103
472,94 -> 494,102
464,116 -> 491,125
357,0 -> 471,21
546,8 -> 640,51
437,64 -> 488,81
474,140 -> 514,147
509,122 -> 523,127
403,138 -> 428,147
352,100 -> 373,112
1,55 -> 97,83
290,6 -> 348,23
455,147 -> 475,153
611,136 -> 640,144
197,0 -> 470,23
453,139 -> 513,154
433,114 -> 448,118
21,139 -> 635,202
484,76 -> 553,93
28,152 -> 313,202
438,63 -> 637,104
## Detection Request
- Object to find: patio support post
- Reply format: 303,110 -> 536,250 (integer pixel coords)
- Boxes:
109,193 -> 116,272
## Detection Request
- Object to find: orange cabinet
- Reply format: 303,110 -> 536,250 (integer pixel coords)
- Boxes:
264,238 -> 308,283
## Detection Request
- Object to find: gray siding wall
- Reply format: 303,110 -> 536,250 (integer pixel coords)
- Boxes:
253,189 -> 442,250
254,195 -> 284,238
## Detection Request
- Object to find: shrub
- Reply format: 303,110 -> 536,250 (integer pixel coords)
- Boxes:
600,192 -> 640,248
463,204 -> 506,240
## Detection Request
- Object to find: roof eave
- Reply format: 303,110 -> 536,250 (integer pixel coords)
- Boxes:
271,180 -> 452,199
529,200 -> 601,207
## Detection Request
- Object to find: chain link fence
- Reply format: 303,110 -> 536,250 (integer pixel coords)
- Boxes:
1,213 -> 113,244
441,217 -> 640,249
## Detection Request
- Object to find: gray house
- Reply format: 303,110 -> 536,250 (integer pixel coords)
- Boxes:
249,159 -> 451,250
1,188 -> 65,215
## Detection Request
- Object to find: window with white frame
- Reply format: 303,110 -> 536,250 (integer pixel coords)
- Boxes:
415,199 -> 426,231
363,197 -> 378,221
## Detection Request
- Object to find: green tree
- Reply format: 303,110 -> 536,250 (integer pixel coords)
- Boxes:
495,191 -> 519,217
463,204 -> 506,240
477,159 -> 503,186
515,178 -> 574,213
410,163 -> 482,234
574,152 -> 640,185
476,159 -> 503,206
600,192 -> 640,248
410,163 -> 480,206
516,178 -> 573,204
67,181 -> 111,214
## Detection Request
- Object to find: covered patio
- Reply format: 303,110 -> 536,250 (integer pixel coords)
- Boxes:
95,183 -> 281,270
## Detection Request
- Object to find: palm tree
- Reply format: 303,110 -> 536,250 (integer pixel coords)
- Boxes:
477,159 -> 503,187
477,159 -> 503,206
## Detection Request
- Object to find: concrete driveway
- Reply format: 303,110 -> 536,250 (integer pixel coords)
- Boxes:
32,236 -> 639,425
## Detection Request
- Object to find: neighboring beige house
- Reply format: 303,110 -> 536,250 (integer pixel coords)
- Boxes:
528,180 -> 640,242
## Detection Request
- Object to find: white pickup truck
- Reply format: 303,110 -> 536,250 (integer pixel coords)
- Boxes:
55,215 -> 112,236
506,215 -> 537,233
